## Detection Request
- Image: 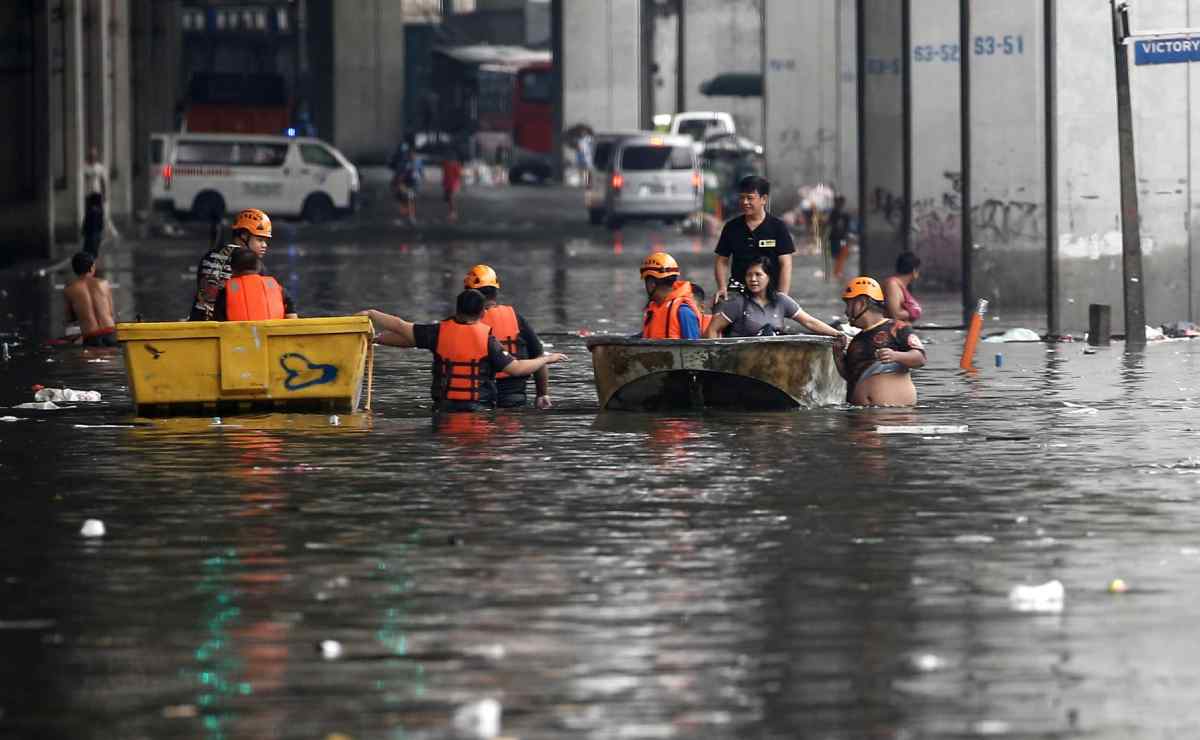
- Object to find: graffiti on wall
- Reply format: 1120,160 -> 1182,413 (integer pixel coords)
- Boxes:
869,170 -> 1045,288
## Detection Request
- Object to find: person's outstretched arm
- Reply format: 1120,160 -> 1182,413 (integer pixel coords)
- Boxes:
790,308 -> 841,338
503,352 -> 568,377
359,309 -> 416,347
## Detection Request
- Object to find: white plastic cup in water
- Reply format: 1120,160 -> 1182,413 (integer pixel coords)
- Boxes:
80,519 -> 106,537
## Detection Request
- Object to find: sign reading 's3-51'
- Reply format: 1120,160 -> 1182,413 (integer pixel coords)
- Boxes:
1134,36 -> 1200,65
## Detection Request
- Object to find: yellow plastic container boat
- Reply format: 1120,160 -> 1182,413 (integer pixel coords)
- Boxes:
116,316 -> 373,416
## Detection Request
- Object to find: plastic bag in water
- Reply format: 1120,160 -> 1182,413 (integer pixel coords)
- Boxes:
34,388 -> 101,402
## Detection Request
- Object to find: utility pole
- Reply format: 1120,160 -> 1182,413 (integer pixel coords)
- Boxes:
1111,0 -> 1146,348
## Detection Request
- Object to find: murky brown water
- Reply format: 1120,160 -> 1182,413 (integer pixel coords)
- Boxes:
3,226 -> 1200,738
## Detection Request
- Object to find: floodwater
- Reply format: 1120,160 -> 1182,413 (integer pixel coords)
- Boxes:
3,226 -> 1200,739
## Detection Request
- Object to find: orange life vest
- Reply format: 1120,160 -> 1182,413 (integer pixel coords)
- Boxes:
642,280 -> 701,339
224,274 -> 285,321
434,319 -> 493,403
481,304 -> 525,379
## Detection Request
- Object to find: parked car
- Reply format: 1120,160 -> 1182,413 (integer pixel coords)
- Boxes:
669,111 -> 736,154
597,133 -> 703,230
583,130 -> 642,224
150,132 -> 360,223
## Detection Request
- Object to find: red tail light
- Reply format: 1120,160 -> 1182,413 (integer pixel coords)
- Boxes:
611,173 -> 624,191
691,170 -> 702,189
162,164 -> 173,189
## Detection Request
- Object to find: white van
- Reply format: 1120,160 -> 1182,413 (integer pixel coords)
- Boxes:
600,133 -> 702,229
150,133 -> 360,223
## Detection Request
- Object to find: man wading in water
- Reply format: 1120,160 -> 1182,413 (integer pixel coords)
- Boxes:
834,276 -> 926,406
358,290 -> 568,413
713,175 -> 795,305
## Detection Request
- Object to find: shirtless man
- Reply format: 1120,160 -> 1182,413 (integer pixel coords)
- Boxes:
64,252 -> 117,347
833,276 -> 925,406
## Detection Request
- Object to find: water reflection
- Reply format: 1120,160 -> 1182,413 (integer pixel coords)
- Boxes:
5,236 -> 1200,737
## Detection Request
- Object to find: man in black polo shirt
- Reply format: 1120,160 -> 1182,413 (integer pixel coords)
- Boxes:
713,175 -> 795,304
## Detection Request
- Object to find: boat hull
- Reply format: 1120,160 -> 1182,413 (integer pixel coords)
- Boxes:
116,316 -> 372,416
586,335 -> 845,411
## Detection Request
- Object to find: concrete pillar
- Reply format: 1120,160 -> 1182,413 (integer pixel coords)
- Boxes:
329,0 -> 406,162
562,0 -> 642,131
858,0 -> 906,278
650,1 -> 680,119
109,0 -> 133,222
53,0 -> 87,253
130,0 -> 181,212
837,0 -> 858,215
909,0 -> 962,289
680,0 -> 763,145
83,0 -> 113,161
763,0 -> 844,211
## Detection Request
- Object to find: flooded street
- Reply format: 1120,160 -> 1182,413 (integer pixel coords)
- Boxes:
4,225 -> 1200,738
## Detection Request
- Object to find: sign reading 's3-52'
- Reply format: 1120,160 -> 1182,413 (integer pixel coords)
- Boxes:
1134,36 -> 1200,65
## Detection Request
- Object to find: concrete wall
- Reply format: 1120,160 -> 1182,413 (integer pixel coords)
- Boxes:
968,0 -> 1047,315
859,0 -> 906,279
130,0 -> 182,214
561,0 -> 642,131
1054,1 -> 1195,334
329,0 -> 406,162
909,0 -> 961,289
681,0 -> 763,145
650,1 -> 681,118
763,0 -> 848,212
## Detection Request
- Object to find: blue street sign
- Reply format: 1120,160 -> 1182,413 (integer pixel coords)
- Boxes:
1134,36 -> 1200,65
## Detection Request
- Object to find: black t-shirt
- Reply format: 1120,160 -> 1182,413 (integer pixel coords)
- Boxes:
845,319 -> 925,397
714,213 -> 796,285
412,321 -> 516,404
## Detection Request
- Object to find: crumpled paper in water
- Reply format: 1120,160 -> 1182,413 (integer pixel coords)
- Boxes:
34,388 -> 101,402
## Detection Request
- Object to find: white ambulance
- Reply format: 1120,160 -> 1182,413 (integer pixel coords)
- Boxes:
149,132 -> 360,223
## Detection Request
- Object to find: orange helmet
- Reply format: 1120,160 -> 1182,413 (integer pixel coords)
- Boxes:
232,208 -> 272,238
842,276 -> 884,302
463,264 -> 500,290
640,252 -> 680,280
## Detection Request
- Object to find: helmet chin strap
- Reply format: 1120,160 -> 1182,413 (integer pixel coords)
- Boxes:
850,299 -> 870,323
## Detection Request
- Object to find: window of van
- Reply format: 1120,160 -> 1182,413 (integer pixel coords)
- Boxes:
237,143 -> 288,167
300,144 -> 339,168
176,141 -> 236,165
620,145 -> 693,171
676,120 -> 711,142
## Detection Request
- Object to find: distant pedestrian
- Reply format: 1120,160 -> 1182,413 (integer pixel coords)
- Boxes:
82,147 -> 119,241
81,193 -> 104,257
442,150 -> 463,223
828,195 -> 852,279
576,132 -> 594,186
390,143 -> 422,225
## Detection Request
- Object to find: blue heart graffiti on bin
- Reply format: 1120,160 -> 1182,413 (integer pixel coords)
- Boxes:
280,353 -> 338,391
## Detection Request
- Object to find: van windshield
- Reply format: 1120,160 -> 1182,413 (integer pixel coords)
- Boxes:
620,145 -> 693,171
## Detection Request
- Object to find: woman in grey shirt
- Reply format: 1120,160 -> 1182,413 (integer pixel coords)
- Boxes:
704,256 -> 841,339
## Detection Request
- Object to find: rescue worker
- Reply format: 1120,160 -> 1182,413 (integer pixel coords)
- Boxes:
640,252 -> 702,339
464,264 -> 553,409
833,276 -> 926,406
359,290 -> 568,413
213,248 -> 298,321
190,208 -> 273,321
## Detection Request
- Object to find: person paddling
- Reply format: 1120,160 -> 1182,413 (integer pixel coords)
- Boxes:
359,290 -> 568,413
833,277 -> 926,406
465,264 -> 553,409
